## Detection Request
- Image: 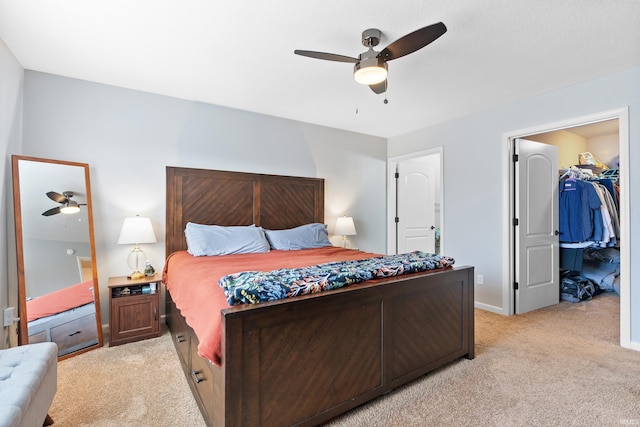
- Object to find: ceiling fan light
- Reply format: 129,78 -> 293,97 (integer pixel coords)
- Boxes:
354,66 -> 387,85
60,201 -> 80,214
354,56 -> 388,85
60,206 -> 80,214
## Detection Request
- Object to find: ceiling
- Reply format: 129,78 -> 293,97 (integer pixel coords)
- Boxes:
1,1 -> 639,138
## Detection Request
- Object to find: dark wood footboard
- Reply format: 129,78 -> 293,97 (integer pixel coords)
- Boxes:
167,265 -> 474,427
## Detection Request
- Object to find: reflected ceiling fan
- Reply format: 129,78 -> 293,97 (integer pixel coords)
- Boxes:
294,22 -> 447,94
42,191 -> 85,216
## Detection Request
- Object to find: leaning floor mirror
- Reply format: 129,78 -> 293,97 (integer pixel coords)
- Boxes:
12,155 -> 103,359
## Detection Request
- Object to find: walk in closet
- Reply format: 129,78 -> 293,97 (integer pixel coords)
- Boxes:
529,120 -> 621,298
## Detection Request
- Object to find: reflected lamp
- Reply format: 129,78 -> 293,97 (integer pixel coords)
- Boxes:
335,216 -> 357,248
117,215 -> 156,280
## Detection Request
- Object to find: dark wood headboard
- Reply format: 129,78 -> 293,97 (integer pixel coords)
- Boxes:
166,167 -> 324,256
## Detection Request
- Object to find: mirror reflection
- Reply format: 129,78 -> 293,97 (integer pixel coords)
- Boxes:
12,155 -> 103,359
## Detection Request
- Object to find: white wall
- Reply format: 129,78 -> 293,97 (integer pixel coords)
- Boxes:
388,66 -> 640,345
588,134 -> 620,168
23,238 -> 91,297
0,39 -> 23,348
19,72 -> 387,324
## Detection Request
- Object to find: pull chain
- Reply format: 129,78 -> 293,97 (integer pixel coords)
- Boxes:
383,74 -> 389,104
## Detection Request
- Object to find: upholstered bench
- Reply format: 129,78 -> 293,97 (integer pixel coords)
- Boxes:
0,342 -> 57,427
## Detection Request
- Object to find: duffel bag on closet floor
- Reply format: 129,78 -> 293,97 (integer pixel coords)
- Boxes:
560,271 -> 599,303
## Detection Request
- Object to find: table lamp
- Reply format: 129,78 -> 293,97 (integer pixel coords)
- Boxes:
335,216 -> 357,248
117,215 -> 157,280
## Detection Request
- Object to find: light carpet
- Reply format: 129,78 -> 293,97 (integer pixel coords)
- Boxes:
49,293 -> 640,426
49,327 -> 206,427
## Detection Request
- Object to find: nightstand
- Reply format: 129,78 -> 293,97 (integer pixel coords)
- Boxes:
108,273 -> 161,346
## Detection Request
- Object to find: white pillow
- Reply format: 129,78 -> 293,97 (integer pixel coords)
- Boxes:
185,223 -> 270,256
264,223 -> 332,251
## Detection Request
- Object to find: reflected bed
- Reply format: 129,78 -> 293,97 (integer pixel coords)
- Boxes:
26,280 -> 98,357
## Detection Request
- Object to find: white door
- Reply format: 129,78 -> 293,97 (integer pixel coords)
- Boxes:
396,160 -> 437,254
515,138 -> 559,314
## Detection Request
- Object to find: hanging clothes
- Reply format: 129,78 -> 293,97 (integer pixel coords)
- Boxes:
558,167 -> 620,295
595,181 -> 620,246
559,178 -> 601,243
558,171 -> 619,247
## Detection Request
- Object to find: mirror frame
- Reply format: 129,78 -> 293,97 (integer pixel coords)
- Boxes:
12,155 -> 103,358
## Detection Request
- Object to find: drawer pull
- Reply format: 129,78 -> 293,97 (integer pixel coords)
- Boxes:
68,331 -> 81,337
176,334 -> 186,343
192,370 -> 205,384
154,306 -> 157,321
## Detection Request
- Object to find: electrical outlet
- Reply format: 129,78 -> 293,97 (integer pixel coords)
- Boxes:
477,275 -> 484,285
3,307 -> 15,327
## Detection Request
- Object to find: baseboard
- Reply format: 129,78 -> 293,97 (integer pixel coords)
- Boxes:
622,339 -> 640,352
474,301 -> 507,315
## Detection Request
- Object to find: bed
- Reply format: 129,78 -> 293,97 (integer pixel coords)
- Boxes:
164,166 -> 475,427
26,280 -> 99,358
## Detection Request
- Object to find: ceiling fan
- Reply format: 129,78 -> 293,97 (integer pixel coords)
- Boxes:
294,22 -> 447,94
42,191 -> 85,216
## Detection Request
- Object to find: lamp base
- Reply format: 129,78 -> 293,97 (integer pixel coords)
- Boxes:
127,271 -> 146,280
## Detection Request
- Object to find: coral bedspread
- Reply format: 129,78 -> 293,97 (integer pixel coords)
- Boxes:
163,247 -> 382,365
26,279 -> 95,322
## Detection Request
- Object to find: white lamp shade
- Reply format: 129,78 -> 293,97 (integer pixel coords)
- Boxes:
117,216 -> 157,244
335,216 -> 357,236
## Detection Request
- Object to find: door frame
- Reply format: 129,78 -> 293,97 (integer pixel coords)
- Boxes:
501,107 -> 633,350
387,147 -> 444,255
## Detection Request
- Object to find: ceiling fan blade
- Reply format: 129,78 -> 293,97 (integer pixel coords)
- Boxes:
378,22 -> 447,61
46,191 -> 67,203
42,206 -> 61,216
294,50 -> 358,63
369,80 -> 387,94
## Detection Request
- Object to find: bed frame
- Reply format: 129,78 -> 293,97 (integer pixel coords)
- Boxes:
165,166 -> 474,427
27,303 -> 99,358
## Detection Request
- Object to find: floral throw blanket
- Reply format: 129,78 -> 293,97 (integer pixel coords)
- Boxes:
219,251 -> 455,305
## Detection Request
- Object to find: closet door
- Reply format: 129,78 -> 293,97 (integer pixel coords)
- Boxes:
515,138 -> 559,314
